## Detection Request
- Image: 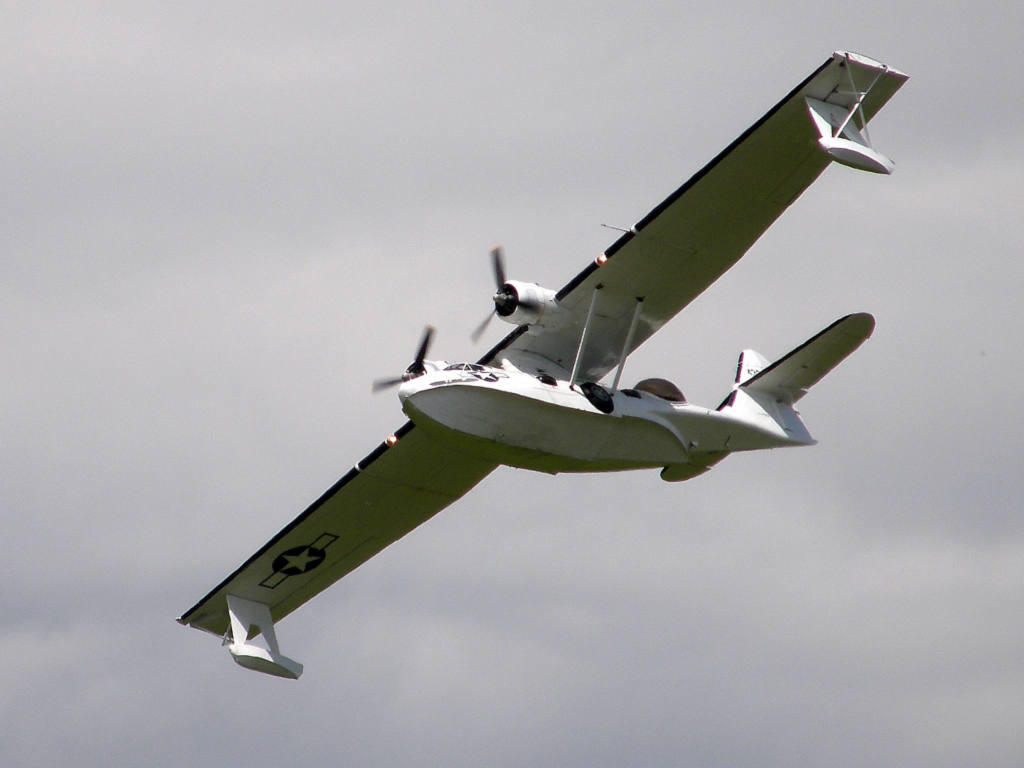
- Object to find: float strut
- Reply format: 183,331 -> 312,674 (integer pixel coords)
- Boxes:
225,595 -> 304,679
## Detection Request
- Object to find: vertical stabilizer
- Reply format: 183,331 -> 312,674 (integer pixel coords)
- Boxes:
734,349 -> 770,387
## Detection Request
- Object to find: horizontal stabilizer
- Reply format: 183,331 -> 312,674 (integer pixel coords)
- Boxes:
741,313 -> 875,404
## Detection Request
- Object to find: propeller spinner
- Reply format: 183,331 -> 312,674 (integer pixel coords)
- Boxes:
371,325 -> 436,393
470,246 -> 541,343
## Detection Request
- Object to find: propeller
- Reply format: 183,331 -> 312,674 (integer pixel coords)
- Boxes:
371,325 -> 435,393
470,246 -> 527,343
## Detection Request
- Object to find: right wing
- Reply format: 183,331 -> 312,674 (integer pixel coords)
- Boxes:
480,52 -> 907,382
178,422 -> 497,638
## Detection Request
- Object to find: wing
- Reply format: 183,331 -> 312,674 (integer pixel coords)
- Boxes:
178,422 -> 497,637
479,52 -> 907,381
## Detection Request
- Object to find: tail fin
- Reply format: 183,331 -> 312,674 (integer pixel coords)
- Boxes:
719,313 -> 875,444
734,349 -> 770,386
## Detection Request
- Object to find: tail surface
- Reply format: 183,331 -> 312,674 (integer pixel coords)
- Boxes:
719,313 -> 875,443
739,313 -> 875,404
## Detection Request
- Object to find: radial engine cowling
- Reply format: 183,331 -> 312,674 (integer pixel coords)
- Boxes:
494,280 -> 564,327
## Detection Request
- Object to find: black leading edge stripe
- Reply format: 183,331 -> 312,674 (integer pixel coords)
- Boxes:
738,313 -> 859,390
555,261 -> 600,302
558,56 -> 834,305
178,420 -> 418,625
475,56 -> 834,366
608,56 -> 833,254
476,323 -> 529,367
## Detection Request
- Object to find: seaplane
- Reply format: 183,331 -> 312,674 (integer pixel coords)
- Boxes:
179,51 -> 907,678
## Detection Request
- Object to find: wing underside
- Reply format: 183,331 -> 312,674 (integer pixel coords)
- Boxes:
178,423 -> 497,637
480,52 -> 907,382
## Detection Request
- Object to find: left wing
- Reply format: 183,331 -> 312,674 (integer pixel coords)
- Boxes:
479,52 -> 907,381
179,422 -> 497,639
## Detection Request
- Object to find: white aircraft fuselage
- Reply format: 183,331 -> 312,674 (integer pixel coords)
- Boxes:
399,362 -> 811,479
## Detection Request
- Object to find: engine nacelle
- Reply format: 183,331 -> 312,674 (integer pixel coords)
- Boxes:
495,280 -> 565,327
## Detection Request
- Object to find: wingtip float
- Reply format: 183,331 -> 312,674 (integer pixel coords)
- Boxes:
180,52 -> 906,679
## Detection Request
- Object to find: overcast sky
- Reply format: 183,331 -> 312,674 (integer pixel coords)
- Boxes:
2,3 -> 1023,767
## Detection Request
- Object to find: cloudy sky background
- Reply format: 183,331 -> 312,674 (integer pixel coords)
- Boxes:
2,2 -> 1023,766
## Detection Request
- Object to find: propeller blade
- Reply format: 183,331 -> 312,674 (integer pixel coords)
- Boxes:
490,246 -> 506,290
410,325 -> 435,373
371,375 -> 405,393
372,324 -> 436,394
471,247 -> 511,343
470,311 -> 495,344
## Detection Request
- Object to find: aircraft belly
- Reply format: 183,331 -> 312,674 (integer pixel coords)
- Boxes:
402,384 -> 689,473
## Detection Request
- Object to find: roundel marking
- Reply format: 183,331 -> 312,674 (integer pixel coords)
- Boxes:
272,545 -> 327,576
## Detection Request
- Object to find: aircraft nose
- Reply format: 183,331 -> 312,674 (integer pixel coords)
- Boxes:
397,377 -> 419,402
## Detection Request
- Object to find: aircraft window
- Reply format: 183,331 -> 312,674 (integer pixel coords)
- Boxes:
620,388 -> 642,398
536,373 -> 557,386
633,378 -> 686,402
444,363 -> 487,371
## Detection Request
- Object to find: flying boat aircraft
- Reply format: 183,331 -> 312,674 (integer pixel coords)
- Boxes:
179,51 -> 907,678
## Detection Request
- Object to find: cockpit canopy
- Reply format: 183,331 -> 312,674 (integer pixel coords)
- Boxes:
633,377 -> 686,402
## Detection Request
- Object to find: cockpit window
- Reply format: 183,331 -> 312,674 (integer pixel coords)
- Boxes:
633,378 -> 686,402
444,363 -> 486,371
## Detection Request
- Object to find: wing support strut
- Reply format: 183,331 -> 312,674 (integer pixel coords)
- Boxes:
611,297 -> 644,391
224,595 -> 304,679
569,287 -> 602,386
